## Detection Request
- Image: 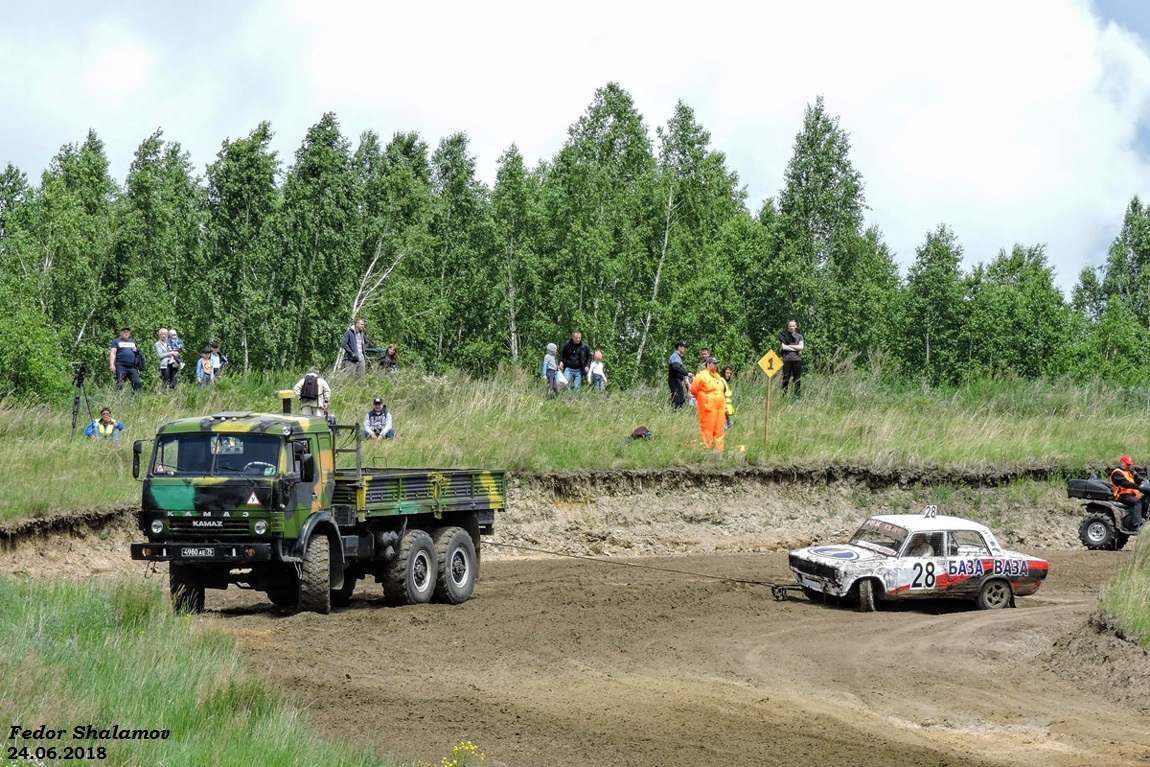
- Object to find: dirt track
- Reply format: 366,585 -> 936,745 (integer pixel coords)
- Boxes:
4,474 -> 1150,767
212,549 -> 1149,767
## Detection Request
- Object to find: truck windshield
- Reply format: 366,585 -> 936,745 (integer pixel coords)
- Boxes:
849,519 -> 908,557
151,433 -> 282,477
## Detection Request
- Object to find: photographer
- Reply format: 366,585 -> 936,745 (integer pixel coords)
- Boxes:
85,407 -> 124,441
361,397 -> 395,439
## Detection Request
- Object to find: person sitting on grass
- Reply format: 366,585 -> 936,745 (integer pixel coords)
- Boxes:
85,407 -> 124,441
362,398 -> 396,440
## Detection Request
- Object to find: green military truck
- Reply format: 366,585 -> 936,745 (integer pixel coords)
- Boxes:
129,397 -> 506,614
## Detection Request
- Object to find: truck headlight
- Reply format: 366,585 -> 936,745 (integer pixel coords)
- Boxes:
254,520 -> 268,535
150,519 -> 164,535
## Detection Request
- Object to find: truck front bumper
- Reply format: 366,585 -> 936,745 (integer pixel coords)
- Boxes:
130,541 -> 274,563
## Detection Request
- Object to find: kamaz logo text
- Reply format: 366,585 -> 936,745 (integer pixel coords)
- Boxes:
192,520 -> 224,528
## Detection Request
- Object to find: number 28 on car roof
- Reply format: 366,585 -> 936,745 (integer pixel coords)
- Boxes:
923,505 -> 938,518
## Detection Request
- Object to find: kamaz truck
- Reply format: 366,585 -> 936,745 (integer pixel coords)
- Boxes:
129,395 -> 506,613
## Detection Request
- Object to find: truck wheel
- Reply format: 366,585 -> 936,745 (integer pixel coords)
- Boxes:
170,564 -> 205,614
977,579 -> 1013,610
330,566 -> 358,608
1079,513 -> 1118,550
857,579 -> 877,612
299,534 -> 332,614
433,527 -> 477,604
383,530 -> 436,606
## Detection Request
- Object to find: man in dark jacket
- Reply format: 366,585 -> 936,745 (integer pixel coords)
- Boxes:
559,330 -> 591,390
668,341 -> 689,409
341,319 -> 371,375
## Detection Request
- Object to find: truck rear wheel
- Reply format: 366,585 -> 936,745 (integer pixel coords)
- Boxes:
383,530 -> 436,606
170,564 -> 205,614
433,527 -> 477,604
299,534 -> 332,614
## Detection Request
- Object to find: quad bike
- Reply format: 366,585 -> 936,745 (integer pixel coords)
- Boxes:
1068,476 -> 1148,550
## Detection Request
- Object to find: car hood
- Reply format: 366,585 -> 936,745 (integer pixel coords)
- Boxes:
789,544 -> 887,565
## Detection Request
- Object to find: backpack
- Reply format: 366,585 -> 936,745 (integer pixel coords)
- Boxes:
300,374 -> 320,400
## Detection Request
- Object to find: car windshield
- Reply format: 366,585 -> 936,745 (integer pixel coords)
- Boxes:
151,433 -> 282,476
849,518 -> 908,557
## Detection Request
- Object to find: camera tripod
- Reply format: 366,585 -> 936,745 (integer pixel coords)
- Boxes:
70,363 -> 93,438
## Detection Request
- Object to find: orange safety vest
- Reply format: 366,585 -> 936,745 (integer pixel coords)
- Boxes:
1111,467 -> 1138,500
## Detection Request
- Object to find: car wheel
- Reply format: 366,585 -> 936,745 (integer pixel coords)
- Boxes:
977,579 -> 1013,610
857,579 -> 877,612
801,587 -> 824,603
1078,513 -> 1118,551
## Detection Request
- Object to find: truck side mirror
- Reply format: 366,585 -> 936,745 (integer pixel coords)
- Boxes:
301,453 -> 315,483
132,440 -> 144,479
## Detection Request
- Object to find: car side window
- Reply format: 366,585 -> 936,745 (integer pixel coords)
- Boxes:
952,530 -> 991,557
903,533 -> 942,558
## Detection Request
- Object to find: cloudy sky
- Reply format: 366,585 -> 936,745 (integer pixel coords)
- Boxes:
3,0 -> 1150,293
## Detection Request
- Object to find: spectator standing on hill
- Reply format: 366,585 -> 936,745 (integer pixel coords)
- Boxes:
167,329 -> 186,383
542,343 -> 559,399
689,357 -> 726,451
341,319 -> 370,375
362,397 -> 396,439
196,348 -> 215,386
109,326 -> 142,392
381,343 -> 399,372
155,329 -> 179,391
293,366 -> 332,416
780,320 -> 804,396
589,350 -> 607,391
722,366 -> 735,430
668,342 -> 689,409
209,341 -> 228,379
85,407 -> 124,440
559,330 -> 591,391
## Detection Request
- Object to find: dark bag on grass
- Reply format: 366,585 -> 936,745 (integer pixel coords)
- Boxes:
631,426 -> 652,440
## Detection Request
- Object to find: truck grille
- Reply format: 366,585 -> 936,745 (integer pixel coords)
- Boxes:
167,518 -> 251,538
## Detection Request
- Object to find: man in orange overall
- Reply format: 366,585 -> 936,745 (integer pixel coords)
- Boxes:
1110,455 -> 1146,530
689,356 -> 726,450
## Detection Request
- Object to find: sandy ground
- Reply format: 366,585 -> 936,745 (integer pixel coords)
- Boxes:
3,474 -> 1149,767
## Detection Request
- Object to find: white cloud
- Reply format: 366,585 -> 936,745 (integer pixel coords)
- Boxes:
2,0 -> 1150,291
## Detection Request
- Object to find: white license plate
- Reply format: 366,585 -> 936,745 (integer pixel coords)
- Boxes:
180,547 -> 215,558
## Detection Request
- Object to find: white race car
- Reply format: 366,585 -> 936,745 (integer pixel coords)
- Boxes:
788,507 -> 1049,611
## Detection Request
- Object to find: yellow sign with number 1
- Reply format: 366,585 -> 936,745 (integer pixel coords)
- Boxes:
758,350 -> 782,378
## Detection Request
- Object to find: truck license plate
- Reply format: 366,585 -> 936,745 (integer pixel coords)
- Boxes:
180,547 -> 215,558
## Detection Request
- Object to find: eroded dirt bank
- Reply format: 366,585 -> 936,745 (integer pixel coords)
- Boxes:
2,469 -> 1148,767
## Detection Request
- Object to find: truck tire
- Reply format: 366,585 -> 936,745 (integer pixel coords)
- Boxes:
977,579 -> 1013,610
383,530 -> 436,606
857,579 -> 877,613
330,566 -> 358,608
170,564 -> 205,614
299,534 -> 332,614
433,527 -> 477,604
1079,513 -> 1118,550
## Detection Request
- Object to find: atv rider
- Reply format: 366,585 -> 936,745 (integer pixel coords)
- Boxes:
1110,455 -> 1146,530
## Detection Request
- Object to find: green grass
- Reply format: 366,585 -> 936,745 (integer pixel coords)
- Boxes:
4,366 -> 1147,524
0,577 -> 395,766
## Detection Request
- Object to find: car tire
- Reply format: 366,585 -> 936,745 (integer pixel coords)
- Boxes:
1079,513 -> 1118,551
857,579 -> 877,612
977,579 -> 1013,610
801,587 -> 824,603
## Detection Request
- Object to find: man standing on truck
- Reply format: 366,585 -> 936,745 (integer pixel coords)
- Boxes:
293,367 -> 332,416
1110,455 -> 1146,530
